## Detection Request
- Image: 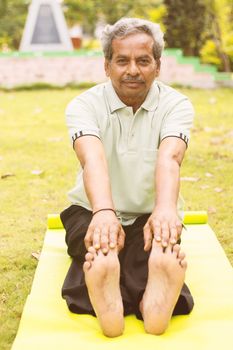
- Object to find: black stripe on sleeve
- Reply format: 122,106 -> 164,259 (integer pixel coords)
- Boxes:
161,135 -> 189,147
72,133 -> 100,148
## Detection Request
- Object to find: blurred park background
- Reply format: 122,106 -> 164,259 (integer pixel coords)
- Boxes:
0,0 -> 233,72
0,1 -> 233,350
0,0 -> 233,88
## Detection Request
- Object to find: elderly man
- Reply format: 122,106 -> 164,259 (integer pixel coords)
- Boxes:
60,18 -> 194,337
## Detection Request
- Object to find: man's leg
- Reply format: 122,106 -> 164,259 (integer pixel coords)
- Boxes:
140,240 -> 187,335
83,247 -> 124,337
61,205 -> 124,337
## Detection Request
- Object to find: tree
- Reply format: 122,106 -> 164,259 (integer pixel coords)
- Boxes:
0,0 -> 29,49
147,2 -> 167,32
0,0 -> 7,16
163,0 -> 206,56
200,0 -> 233,71
63,0 -> 159,35
95,0 -> 157,25
63,0 -> 99,35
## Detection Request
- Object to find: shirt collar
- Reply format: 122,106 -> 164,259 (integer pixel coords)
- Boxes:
141,81 -> 160,111
105,81 -> 126,113
105,80 -> 160,113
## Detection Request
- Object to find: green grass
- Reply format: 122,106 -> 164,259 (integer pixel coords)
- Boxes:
180,88 -> 233,261
0,87 -> 232,350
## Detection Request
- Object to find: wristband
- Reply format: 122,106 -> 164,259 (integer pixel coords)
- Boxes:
92,208 -> 116,216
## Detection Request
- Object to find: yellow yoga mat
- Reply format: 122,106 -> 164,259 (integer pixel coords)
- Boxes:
12,212 -> 233,350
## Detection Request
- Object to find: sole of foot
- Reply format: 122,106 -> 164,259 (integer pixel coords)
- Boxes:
83,247 -> 124,337
141,241 -> 187,335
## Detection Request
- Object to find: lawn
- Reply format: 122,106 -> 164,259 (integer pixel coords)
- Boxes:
0,87 -> 232,350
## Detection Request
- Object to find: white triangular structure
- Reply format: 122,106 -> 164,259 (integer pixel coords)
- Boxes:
20,0 -> 73,52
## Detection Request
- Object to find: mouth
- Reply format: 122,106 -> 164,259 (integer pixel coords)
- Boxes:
122,80 -> 144,87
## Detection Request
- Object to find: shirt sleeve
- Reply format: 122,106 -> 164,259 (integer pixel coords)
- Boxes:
160,97 -> 194,147
65,96 -> 100,147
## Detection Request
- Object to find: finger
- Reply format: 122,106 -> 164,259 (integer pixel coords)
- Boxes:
143,223 -> 153,251
161,222 -> 169,247
84,226 -> 94,250
100,226 -> 109,253
109,224 -> 118,249
93,228 -> 101,250
169,226 -> 178,244
117,228 -> 125,252
150,219 -> 162,242
176,221 -> 183,237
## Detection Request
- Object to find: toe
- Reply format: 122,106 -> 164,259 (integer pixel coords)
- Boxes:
109,247 -> 118,255
180,259 -> 187,269
88,246 -> 97,256
178,249 -> 187,268
83,261 -> 91,272
152,238 -> 163,252
172,244 -> 180,257
85,252 -> 94,262
178,250 -> 185,261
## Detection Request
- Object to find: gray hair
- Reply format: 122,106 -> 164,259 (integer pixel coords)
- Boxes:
101,18 -> 164,61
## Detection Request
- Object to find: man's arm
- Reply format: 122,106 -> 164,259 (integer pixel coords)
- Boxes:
74,136 -> 125,253
144,137 -> 186,251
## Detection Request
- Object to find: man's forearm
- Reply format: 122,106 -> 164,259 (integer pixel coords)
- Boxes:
83,157 -> 115,212
154,157 -> 180,211
74,137 -> 115,212
74,137 -> 124,252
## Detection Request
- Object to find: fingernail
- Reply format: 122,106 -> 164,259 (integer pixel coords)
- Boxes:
110,242 -> 115,248
171,239 -> 176,244
95,244 -> 100,249
162,241 -> 167,247
155,236 -> 161,241
102,248 -> 108,254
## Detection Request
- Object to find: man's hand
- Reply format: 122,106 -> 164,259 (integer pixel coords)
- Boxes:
143,207 -> 182,251
143,137 -> 187,251
84,211 -> 125,253
74,136 -> 123,254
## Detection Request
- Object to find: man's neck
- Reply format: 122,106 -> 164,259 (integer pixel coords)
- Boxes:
116,92 -> 148,114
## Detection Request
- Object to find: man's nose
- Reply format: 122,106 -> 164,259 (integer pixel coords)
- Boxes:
127,61 -> 139,76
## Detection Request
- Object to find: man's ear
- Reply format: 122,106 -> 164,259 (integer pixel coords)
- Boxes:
104,59 -> 110,77
156,59 -> 161,75
155,59 -> 161,78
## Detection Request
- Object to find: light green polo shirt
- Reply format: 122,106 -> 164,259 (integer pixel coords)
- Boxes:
65,80 -> 194,225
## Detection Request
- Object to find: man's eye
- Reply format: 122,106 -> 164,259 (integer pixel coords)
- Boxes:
139,59 -> 150,65
116,59 -> 127,65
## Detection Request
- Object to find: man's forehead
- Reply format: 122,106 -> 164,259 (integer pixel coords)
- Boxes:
111,34 -> 154,56
112,33 -> 153,44
114,53 -> 152,59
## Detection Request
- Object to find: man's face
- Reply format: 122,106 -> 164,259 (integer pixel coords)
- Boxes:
105,33 -> 160,106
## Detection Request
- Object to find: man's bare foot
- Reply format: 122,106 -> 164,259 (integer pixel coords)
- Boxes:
140,240 -> 187,335
83,247 -> 124,337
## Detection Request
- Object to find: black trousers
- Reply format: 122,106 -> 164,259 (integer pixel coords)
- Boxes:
60,205 -> 194,320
